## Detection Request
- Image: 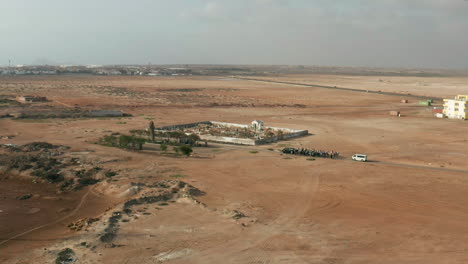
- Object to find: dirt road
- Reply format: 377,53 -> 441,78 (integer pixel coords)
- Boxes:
233,76 -> 441,100
0,187 -> 92,247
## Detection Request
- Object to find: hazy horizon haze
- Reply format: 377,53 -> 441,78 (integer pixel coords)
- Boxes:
1,0 -> 467,69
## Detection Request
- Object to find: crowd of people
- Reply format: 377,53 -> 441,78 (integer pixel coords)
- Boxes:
282,147 -> 340,159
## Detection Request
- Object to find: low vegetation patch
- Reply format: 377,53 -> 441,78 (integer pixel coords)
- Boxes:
97,134 -> 146,150
179,145 -> 193,157
0,98 -> 21,107
249,150 -> 259,154
99,211 -> 122,243
105,171 -> 118,178
129,129 -> 148,136
160,144 -> 168,152
170,174 -> 187,178
16,194 -> 33,200
12,108 -> 131,120
0,142 -> 104,191
55,248 -> 75,264
98,180 -> 205,244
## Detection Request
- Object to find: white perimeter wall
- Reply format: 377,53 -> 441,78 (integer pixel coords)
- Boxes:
156,121 -> 308,146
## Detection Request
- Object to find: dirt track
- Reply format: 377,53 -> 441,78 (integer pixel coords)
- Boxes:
233,76 -> 442,100
0,187 -> 91,247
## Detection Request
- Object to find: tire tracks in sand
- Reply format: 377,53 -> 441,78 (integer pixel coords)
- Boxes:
0,187 -> 93,247
190,166 -> 322,263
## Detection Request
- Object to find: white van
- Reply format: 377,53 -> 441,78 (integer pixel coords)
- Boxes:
352,154 -> 368,162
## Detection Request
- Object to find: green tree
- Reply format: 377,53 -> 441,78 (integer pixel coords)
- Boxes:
179,145 -> 193,157
160,143 -> 167,152
103,135 -> 117,146
135,138 -> 146,150
118,135 -> 145,150
119,135 -> 132,148
187,134 -> 200,141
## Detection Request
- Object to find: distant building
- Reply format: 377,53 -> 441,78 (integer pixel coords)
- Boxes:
16,96 -> 48,103
443,95 -> 467,120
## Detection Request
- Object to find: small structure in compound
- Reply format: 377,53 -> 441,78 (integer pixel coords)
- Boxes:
251,120 -> 264,132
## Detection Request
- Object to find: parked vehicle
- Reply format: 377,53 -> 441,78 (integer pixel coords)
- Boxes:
352,154 -> 368,162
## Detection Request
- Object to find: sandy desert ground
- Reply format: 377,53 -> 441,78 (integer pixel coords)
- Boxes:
251,74 -> 468,99
0,74 -> 467,263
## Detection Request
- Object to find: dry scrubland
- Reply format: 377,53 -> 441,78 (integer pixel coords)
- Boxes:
252,74 -> 468,98
0,74 -> 468,264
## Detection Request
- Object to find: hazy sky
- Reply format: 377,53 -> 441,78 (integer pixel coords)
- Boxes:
1,0 -> 467,69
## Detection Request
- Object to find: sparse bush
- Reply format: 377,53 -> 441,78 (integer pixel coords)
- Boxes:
160,144 -> 167,152
59,179 -> 74,191
168,131 -> 187,139
187,134 -> 200,142
33,169 -> 64,183
0,142 -> 103,191
23,142 -> 60,151
119,135 -> 132,148
99,211 -> 122,243
170,174 -> 186,178
55,248 -> 75,264
75,167 -> 101,178
45,171 -> 64,183
129,129 -> 147,136
99,233 -> 116,243
105,171 -> 118,178
99,134 -> 145,150
9,155 -> 35,171
78,177 -> 99,186
16,194 -> 33,200
179,145 -> 193,157
74,167 -> 102,188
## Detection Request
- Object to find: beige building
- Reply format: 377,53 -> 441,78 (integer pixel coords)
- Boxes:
443,95 -> 468,120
